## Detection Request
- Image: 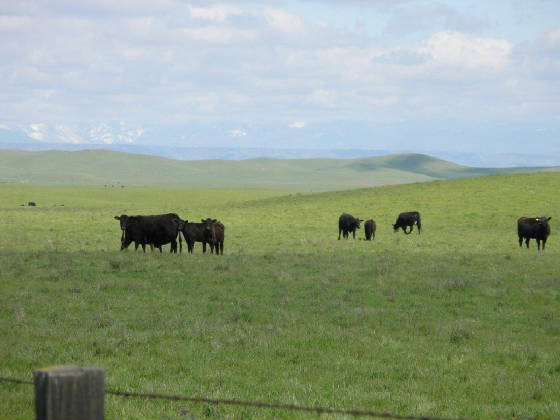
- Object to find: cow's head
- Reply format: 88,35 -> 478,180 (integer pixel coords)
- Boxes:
202,218 -> 217,236
536,216 -> 551,226
114,215 -> 129,230
355,218 -> 363,229
392,223 -> 399,232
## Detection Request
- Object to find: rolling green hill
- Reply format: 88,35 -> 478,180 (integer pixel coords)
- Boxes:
0,149 -> 554,190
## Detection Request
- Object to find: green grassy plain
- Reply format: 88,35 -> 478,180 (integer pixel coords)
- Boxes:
0,149 -> 554,190
1,172 -> 559,419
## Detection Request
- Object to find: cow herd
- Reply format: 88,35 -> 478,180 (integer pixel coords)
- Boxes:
115,213 -> 225,255
338,211 -> 552,251
113,211 -> 552,254
338,211 -> 422,241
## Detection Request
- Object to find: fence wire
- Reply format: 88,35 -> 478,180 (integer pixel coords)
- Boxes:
1,375 -> 450,420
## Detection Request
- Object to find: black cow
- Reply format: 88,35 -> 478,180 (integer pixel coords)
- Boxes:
28,202 -> 36,206
181,220 -> 210,254
364,219 -> 376,241
338,213 -> 363,240
393,211 -> 421,234
114,213 -> 182,253
518,216 -> 551,250
202,218 -> 225,255
117,224 -> 157,252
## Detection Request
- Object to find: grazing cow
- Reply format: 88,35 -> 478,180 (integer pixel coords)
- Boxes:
338,213 -> 363,240
364,219 -> 376,241
28,202 -> 36,206
393,211 -> 421,235
517,216 -> 551,250
202,218 -> 225,255
181,220 -> 209,254
114,213 -> 182,253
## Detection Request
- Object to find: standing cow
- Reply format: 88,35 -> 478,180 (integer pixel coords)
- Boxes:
202,218 -> 225,255
393,211 -> 421,235
115,213 -> 182,253
338,213 -> 363,240
517,216 -> 551,250
181,220 -> 210,254
364,219 -> 376,241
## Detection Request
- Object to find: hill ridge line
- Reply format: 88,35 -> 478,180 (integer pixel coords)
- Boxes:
0,148 -> 555,190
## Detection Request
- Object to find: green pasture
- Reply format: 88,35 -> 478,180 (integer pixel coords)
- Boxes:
1,171 -> 559,419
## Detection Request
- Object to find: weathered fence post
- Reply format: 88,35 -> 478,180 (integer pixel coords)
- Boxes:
34,365 -> 104,420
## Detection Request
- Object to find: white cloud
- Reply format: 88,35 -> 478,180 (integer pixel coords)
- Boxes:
118,127 -> 145,143
0,15 -> 32,32
26,123 -> 48,140
181,26 -> 257,44
188,5 -> 242,22
545,26 -> 560,47
263,9 -> 305,35
229,129 -> 247,137
89,124 -> 114,144
1,1 -> 558,145
88,123 -> 144,144
424,31 -> 512,70
308,89 -> 337,108
55,125 -> 86,143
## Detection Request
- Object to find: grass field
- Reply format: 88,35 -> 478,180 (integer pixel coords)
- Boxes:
0,149 -> 554,190
1,171 -> 559,419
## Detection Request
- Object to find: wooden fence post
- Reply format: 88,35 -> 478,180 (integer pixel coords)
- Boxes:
34,365 -> 104,420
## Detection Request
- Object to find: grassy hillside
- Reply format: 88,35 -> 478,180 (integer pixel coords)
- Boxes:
0,149 -> 553,190
1,171 -> 559,419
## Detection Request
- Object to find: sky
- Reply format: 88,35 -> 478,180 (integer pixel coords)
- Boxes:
0,0 -> 559,156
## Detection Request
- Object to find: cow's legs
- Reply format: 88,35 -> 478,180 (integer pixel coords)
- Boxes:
352,229 -> 355,239
537,239 -> 541,250
518,235 -> 523,247
338,229 -> 342,240
525,238 -> 530,248
404,225 -> 413,235
542,238 -> 546,250
203,242 -> 207,253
